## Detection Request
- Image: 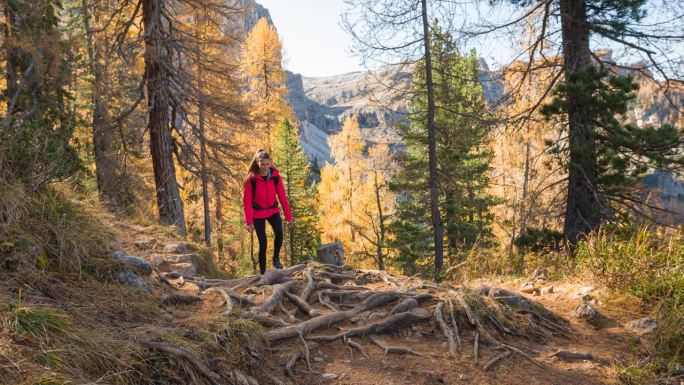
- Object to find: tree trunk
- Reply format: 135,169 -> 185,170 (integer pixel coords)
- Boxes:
142,0 -> 186,235
559,0 -> 599,247
199,98 -> 211,247
3,0 -> 20,118
82,0 -> 123,207
197,64 -> 211,247
373,171 -> 385,271
214,177 -> 224,256
421,0 -> 444,280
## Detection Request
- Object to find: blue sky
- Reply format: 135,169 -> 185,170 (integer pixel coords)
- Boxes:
257,1 -> 682,80
257,0 -> 364,77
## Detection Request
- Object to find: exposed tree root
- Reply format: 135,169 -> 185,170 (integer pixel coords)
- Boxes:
249,281 -> 298,315
137,340 -> 221,385
284,351 -> 302,377
434,302 -> 457,356
551,350 -> 595,361
298,333 -> 312,370
483,350 -> 512,371
447,299 -> 461,350
150,260 -> 569,383
285,290 -> 318,317
308,307 -> 431,342
345,338 -> 369,358
159,293 -> 202,307
370,335 -> 423,356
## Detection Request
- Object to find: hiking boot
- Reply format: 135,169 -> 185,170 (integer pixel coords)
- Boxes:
273,258 -> 283,269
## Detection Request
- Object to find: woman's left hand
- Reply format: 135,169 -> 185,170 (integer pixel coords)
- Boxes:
287,221 -> 294,230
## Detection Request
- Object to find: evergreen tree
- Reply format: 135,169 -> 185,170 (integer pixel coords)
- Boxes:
271,119 -> 319,264
390,28 -> 497,275
1,0 -> 81,189
487,0 -> 684,246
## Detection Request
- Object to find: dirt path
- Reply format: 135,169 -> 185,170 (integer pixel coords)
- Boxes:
254,280 -> 639,385
1,217 -> 646,385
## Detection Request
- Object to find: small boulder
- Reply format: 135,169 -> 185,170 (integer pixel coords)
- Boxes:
574,303 -> 600,325
134,239 -> 156,250
541,286 -> 554,295
459,374 -> 471,380
490,287 -> 533,310
163,242 -> 190,253
112,251 -> 152,275
115,270 -> 150,293
520,281 -> 537,294
151,253 -> 198,276
625,317 -> 657,336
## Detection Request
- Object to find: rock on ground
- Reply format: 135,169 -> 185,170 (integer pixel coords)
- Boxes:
115,270 -> 150,293
151,253 -> 198,276
163,242 -> 190,253
625,317 -> 657,335
574,303 -> 600,325
112,251 -> 152,275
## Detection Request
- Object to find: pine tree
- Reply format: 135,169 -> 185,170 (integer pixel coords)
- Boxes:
390,28 -> 497,275
271,119 -> 319,264
487,0 -> 684,246
1,0 -> 81,189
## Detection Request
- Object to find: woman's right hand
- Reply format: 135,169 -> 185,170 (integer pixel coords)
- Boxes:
246,224 -> 254,232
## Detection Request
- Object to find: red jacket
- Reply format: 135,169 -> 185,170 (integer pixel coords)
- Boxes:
243,167 -> 293,226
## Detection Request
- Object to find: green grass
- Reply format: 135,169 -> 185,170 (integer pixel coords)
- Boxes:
576,225 -> 684,384
3,301 -> 71,340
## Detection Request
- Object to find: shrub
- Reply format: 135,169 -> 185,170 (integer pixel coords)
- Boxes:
576,224 -> 684,382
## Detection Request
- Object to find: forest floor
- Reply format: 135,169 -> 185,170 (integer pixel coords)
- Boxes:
0,215 -> 652,385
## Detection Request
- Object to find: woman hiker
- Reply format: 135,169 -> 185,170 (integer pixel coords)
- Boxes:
243,149 -> 293,274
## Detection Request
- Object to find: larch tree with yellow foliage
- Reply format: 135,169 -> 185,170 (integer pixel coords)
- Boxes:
320,115 -> 367,263
352,143 -> 396,270
241,18 -> 293,149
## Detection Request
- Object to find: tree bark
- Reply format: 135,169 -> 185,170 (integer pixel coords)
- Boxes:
142,0 -> 186,235
197,66 -> 211,247
82,0 -> 127,207
373,171 -> 385,271
421,0 -> 444,280
213,176 -> 224,256
559,0 -> 599,247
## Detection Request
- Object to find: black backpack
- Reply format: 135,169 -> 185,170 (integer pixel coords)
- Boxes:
250,174 -> 280,210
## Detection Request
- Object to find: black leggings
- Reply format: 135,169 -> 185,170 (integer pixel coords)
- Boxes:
253,213 -> 283,274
